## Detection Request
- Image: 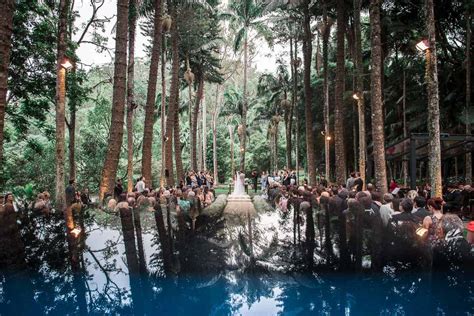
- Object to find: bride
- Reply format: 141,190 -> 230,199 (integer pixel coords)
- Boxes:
232,171 -> 246,196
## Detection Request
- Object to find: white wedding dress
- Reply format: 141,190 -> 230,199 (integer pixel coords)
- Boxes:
232,172 -> 246,196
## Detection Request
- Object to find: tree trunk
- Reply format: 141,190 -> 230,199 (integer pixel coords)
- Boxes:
323,2 -> 331,182
302,1 -> 317,185
189,75 -> 196,171
466,11 -> 472,183
68,100 -> 76,181
240,31 -> 248,172
212,85 -> 220,185
202,94 -> 207,171
369,0 -> 388,193
354,0 -> 366,189
192,75 -> 204,170
99,0 -> 129,201
0,0 -> 14,184
285,39 -> 293,170
55,0 -> 69,209
160,33 -> 167,187
335,0 -> 347,185
142,0 -> 163,188
294,35 -> 300,185
197,99 -> 203,170
174,83 -> 184,183
165,1 -> 178,186
229,125 -> 235,177
425,0 -> 442,197
127,0 -> 137,192
402,69 -> 408,186
274,125 -> 279,172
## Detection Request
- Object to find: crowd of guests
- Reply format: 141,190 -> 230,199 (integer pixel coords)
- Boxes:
261,169 -> 474,269
183,170 -> 214,189
102,173 -> 216,227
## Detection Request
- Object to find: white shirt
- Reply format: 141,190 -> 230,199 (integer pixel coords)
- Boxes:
135,180 -> 145,193
379,203 -> 394,226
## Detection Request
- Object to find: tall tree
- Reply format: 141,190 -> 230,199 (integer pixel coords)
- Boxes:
173,77 -> 184,183
425,0 -> 442,197
126,0 -> 138,192
55,0 -> 69,209
192,74 -> 204,170
164,0 -> 178,186
334,0 -> 347,185
302,0 -> 316,185
322,2 -> 332,182
228,0 -> 271,172
142,0 -> 163,188
98,0 -> 129,200
0,0 -> 15,186
466,9 -> 472,183
369,0 -> 388,193
353,0 -> 366,188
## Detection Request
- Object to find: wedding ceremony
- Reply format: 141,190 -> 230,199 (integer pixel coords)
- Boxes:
0,0 -> 473,314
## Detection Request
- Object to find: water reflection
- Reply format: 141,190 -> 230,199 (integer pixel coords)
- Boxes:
0,205 -> 473,315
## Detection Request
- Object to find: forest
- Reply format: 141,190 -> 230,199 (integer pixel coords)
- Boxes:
0,0 -> 472,205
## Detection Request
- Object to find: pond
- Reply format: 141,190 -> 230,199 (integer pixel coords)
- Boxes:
0,198 -> 473,315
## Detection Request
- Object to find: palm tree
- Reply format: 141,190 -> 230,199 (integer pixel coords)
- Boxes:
227,0 -> 272,172
221,87 -> 245,176
142,0 -> 163,188
257,64 -> 291,169
425,0 -> 442,197
353,0 -> 366,188
0,0 -> 15,185
369,0 -> 388,193
127,0 -> 138,192
257,70 -> 288,172
55,0 -> 69,209
302,0 -> 316,185
334,0 -> 347,185
98,0 -> 129,201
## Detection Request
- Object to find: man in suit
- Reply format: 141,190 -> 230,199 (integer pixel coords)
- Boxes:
412,196 -> 430,220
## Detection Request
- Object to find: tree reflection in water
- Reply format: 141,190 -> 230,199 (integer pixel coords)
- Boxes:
0,204 -> 473,315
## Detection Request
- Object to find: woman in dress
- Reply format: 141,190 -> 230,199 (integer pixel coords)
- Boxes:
204,187 -> 214,207
423,197 -> 444,244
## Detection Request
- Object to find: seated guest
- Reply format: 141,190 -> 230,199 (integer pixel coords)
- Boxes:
80,188 -> 92,206
115,193 -> 129,212
379,193 -> 394,227
423,197 -> 444,244
392,198 -> 419,224
433,214 -> 473,268
407,190 -> 418,202
466,221 -> 474,246
444,184 -> 463,213
107,198 -> 117,211
127,192 -> 136,209
114,179 -> 123,200
204,187 -> 214,207
412,196 -> 430,220
33,193 -> 47,212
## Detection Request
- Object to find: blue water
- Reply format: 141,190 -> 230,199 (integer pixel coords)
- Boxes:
0,209 -> 473,315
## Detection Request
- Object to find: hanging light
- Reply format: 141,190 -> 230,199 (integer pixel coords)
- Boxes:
71,227 -> 82,237
326,135 -> 332,141
416,39 -> 430,52
61,57 -> 73,70
353,92 -> 360,100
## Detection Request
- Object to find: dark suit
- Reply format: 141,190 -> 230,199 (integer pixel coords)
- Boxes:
413,207 -> 430,220
392,212 -> 420,224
